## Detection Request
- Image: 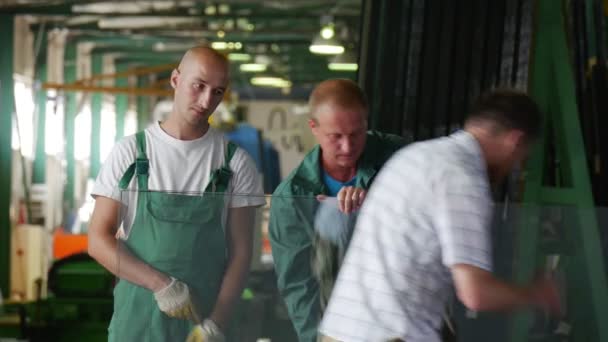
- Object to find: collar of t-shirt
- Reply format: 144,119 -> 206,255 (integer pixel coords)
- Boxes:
152,121 -> 216,152
321,169 -> 357,197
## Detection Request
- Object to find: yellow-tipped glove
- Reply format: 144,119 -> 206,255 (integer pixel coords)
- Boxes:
186,319 -> 226,342
153,277 -> 200,322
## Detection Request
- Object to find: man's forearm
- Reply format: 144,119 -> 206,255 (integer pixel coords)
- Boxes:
88,197 -> 170,292
453,264 -> 531,312
88,231 -> 169,292
209,247 -> 252,329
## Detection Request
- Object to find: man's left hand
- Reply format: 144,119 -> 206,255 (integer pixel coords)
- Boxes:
186,319 -> 226,342
337,186 -> 366,213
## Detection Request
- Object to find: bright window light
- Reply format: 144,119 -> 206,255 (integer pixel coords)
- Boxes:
45,92 -> 64,156
124,109 -> 137,136
100,102 -> 116,163
74,104 -> 91,161
12,79 -> 35,159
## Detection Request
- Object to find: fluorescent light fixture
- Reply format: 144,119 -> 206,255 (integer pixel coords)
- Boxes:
73,2 -> 195,13
328,50 -> 358,71
309,34 -> 344,55
240,63 -> 267,72
328,62 -> 358,71
211,41 -> 242,50
98,17 -> 199,29
251,76 -> 292,88
154,42 -> 201,52
228,53 -> 252,62
211,41 -> 227,50
310,44 -> 344,55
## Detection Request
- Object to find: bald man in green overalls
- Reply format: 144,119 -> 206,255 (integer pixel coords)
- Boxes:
88,46 -> 264,342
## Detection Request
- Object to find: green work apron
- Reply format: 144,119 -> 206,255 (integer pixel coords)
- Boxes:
108,131 -> 237,342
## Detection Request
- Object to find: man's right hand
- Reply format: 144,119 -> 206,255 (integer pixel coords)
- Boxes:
154,277 -> 202,322
336,186 -> 366,213
528,276 -> 562,315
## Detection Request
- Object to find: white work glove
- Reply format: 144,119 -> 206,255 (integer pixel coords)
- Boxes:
153,277 -> 201,322
186,319 -> 226,342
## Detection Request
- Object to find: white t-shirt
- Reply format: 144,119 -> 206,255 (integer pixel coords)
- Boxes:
92,121 -> 265,234
319,131 -> 493,342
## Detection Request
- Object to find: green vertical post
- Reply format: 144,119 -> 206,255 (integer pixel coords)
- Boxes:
115,63 -> 128,140
0,14 -> 14,298
89,54 -> 102,179
64,43 -> 77,211
137,76 -> 149,131
32,47 -> 48,184
585,0 -> 597,60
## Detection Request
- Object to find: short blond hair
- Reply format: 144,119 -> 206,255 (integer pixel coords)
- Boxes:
309,79 -> 368,120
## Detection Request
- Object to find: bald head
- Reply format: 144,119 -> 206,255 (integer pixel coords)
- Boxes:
168,46 -> 230,130
309,79 -> 368,121
177,45 -> 229,76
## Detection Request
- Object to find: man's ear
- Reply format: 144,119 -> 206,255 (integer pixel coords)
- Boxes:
505,129 -> 526,152
308,118 -> 317,130
170,69 -> 180,89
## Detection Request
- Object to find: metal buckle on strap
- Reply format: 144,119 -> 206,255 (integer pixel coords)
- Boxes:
135,158 -> 149,175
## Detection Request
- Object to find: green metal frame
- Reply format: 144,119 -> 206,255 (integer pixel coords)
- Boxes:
136,76 -> 150,131
114,63 -> 128,141
32,35 -> 48,184
89,53 -> 103,179
0,13 -> 14,298
509,0 -> 608,341
63,43 -> 77,211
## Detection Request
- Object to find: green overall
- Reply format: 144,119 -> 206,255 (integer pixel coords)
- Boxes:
108,131 -> 237,342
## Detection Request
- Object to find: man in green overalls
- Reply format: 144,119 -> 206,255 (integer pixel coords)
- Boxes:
268,79 -> 408,342
88,46 -> 264,342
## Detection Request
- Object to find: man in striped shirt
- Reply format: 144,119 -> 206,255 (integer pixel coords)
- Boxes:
319,89 -> 560,342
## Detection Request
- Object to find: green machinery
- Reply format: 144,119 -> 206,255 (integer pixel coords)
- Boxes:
509,0 -> 608,341
0,253 -> 114,342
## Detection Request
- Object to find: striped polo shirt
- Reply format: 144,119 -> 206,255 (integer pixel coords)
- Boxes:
319,131 -> 493,342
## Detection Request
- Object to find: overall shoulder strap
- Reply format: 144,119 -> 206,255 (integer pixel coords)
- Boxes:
118,131 -> 149,191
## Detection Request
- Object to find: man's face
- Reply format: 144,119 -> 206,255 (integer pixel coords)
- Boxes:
492,130 -> 532,182
309,102 -> 368,169
170,57 -> 228,127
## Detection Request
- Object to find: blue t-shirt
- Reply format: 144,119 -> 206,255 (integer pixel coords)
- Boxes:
322,170 -> 356,196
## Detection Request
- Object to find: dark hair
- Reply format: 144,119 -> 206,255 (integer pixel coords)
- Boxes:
466,89 -> 542,139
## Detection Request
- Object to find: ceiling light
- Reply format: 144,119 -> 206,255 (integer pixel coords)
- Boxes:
328,62 -> 358,71
205,5 -> 216,15
246,23 -> 255,31
328,50 -> 358,71
218,4 -> 230,14
240,63 -> 267,72
153,42 -> 201,52
212,42 -> 227,50
251,76 -> 292,88
228,53 -> 251,62
321,26 -> 334,39
98,17 -> 199,29
309,33 -> 344,55
235,42 -> 242,49
217,30 -> 225,38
